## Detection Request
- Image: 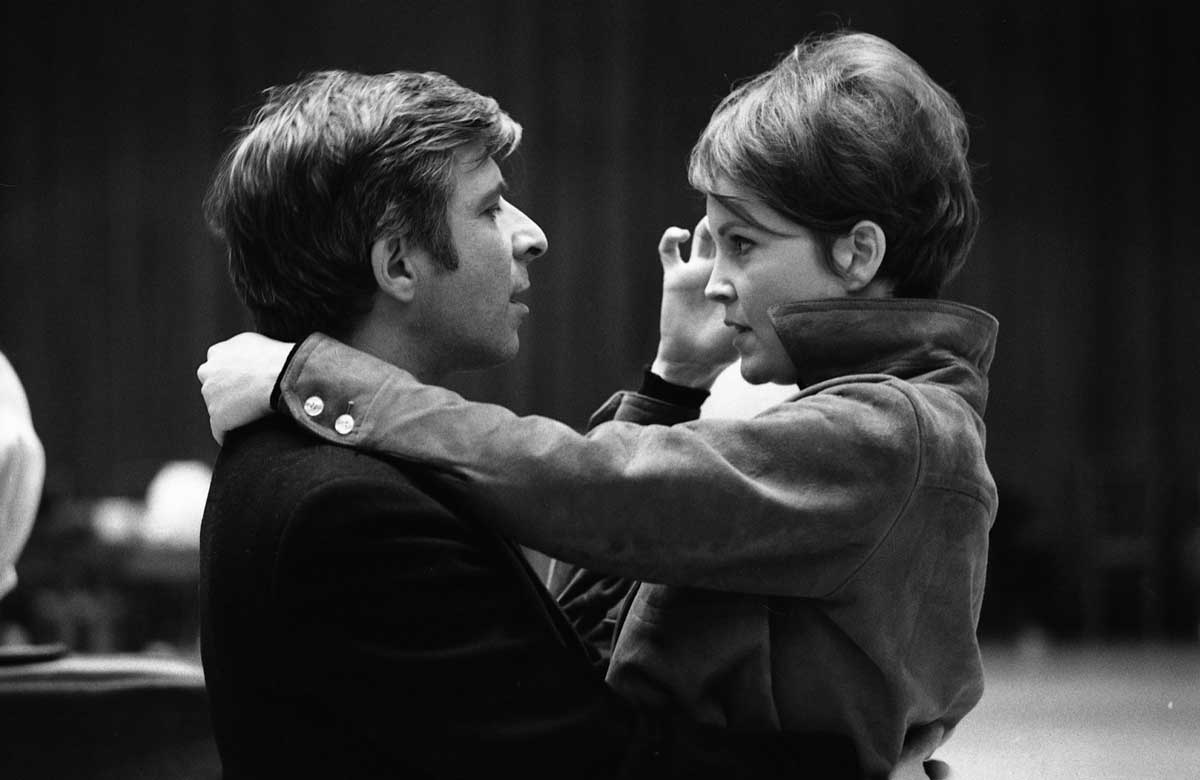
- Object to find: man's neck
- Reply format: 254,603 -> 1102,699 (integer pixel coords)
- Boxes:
342,317 -> 448,385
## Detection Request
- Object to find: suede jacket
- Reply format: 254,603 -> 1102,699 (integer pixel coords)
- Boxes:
275,298 -> 999,777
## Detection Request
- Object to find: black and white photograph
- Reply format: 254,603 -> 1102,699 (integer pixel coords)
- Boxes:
1,2 -> 1197,778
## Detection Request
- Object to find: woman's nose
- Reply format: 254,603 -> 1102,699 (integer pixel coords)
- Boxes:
704,270 -> 734,303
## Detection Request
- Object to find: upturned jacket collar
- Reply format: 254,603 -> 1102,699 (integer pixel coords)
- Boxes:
769,298 -> 999,415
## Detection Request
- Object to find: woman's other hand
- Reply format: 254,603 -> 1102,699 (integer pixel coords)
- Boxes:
197,332 -> 294,445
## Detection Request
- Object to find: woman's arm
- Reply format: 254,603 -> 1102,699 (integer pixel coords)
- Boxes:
272,333 -> 920,598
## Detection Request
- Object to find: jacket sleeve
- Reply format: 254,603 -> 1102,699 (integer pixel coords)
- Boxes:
276,473 -> 862,780
277,333 -> 922,598
546,390 -> 688,667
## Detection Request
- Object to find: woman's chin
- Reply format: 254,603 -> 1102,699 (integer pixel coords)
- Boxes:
738,355 -> 796,386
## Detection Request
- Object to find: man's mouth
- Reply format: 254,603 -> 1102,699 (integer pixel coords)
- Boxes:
724,320 -> 751,334
510,288 -> 531,317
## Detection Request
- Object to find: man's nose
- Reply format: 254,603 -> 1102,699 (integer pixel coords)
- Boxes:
511,206 -> 548,262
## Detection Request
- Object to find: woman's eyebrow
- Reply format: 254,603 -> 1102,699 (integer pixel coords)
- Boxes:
710,193 -> 790,237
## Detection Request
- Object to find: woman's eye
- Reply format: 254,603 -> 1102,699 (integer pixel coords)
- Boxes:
483,203 -> 502,218
730,235 -> 754,254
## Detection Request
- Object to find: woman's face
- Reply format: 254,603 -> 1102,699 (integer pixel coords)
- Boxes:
703,178 -> 849,385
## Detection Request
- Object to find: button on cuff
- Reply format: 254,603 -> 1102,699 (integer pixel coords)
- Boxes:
303,396 -> 325,417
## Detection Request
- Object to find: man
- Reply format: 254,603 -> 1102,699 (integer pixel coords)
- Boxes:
198,69 -> 859,779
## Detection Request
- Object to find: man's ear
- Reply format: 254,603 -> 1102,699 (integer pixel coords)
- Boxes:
370,235 -> 418,303
831,220 -> 887,292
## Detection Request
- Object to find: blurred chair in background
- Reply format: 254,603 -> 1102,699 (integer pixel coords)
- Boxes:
0,646 -> 219,779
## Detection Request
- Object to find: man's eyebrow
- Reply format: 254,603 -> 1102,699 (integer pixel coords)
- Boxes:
474,178 -> 509,208
710,192 -> 790,238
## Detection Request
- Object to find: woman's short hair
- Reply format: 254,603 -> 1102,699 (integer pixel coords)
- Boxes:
689,31 -> 979,298
205,70 -> 521,340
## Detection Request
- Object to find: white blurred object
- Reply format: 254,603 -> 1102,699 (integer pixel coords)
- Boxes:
700,361 -> 796,420
91,497 -> 145,545
0,351 -> 45,600
141,460 -> 212,548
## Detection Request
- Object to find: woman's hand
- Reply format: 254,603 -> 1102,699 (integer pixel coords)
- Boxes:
196,332 -> 295,445
651,217 -> 737,388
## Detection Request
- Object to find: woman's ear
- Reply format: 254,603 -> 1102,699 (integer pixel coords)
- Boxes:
831,220 -> 887,292
370,235 -> 418,303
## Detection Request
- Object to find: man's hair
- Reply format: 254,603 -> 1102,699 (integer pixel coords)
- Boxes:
204,70 -> 521,340
689,31 -> 978,298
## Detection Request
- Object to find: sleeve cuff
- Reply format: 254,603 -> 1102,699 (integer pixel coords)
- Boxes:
270,339 -> 307,412
637,368 -> 710,409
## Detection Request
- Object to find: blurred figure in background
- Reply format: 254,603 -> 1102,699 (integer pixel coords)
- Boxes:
0,351 -> 44,606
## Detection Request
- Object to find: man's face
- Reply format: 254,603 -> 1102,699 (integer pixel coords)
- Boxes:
413,144 -> 548,377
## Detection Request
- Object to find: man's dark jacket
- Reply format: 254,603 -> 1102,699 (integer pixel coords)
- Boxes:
199,417 -> 859,779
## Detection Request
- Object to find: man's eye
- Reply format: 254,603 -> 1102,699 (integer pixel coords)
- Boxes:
483,203 -> 502,218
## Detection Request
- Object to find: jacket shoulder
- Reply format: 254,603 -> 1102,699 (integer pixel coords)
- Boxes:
211,417 -> 459,503
202,417 -> 478,563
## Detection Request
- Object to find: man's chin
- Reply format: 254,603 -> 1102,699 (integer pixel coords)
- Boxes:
480,338 -> 521,369
498,335 -> 520,363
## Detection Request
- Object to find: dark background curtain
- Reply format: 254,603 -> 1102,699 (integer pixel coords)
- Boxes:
3,0 -> 1197,638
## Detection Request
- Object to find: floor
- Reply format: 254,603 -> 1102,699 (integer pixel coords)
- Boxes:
934,638 -> 1200,779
